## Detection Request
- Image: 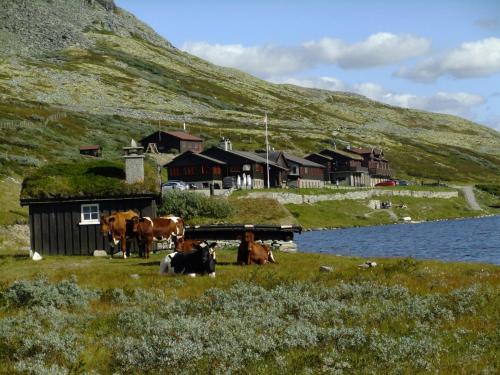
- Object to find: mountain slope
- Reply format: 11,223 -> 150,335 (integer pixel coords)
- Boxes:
1,0 -> 500,183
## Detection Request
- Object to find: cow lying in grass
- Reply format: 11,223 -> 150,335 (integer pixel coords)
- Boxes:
237,231 -> 276,265
100,210 -> 139,259
159,242 -> 217,277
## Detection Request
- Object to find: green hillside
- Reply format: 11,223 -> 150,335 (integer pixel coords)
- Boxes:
1,0 -> 500,183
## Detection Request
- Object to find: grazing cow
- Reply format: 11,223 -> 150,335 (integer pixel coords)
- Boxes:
237,231 -> 276,265
129,216 -> 185,258
100,210 -> 139,259
159,242 -> 217,277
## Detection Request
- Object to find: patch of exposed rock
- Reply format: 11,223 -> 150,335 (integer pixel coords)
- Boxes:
0,0 -> 172,57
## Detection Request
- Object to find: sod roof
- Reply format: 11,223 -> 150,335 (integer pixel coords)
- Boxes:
20,159 -> 160,202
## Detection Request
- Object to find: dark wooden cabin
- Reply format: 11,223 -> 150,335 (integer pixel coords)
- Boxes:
79,145 -> 102,158
202,147 -> 287,188
166,151 -> 226,189
281,153 -> 325,188
255,151 -> 289,188
349,147 -> 392,181
20,157 -> 159,256
304,153 -> 333,182
140,131 -> 203,154
319,148 -> 369,186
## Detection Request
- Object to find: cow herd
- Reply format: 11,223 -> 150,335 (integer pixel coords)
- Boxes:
99,210 -> 276,277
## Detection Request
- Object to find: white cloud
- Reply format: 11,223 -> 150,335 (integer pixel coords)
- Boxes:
274,76 -> 485,119
395,37 -> 500,82
182,33 -> 431,77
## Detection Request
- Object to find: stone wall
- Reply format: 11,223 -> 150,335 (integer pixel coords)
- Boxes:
245,189 -> 459,205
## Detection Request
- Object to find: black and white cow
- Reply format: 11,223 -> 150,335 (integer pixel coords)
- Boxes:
159,242 -> 217,277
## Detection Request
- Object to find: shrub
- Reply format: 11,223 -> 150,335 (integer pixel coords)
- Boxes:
1,276 -> 99,308
159,190 -> 233,220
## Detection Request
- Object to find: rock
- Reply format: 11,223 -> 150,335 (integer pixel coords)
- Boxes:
319,266 -> 333,273
93,250 -> 108,257
32,252 -> 42,261
402,216 -> 412,222
130,274 -> 140,279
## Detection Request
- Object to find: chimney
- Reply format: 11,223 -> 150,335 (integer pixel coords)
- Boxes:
219,137 -> 232,151
123,139 -> 144,184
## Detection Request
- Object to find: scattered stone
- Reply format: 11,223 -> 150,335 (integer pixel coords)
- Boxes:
93,250 -> 108,257
402,216 -> 412,222
32,252 -> 42,261
319,266 -> 333,273
130,274 -> 140,279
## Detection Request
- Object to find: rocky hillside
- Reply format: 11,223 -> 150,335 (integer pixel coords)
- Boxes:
1,0 -> 500,183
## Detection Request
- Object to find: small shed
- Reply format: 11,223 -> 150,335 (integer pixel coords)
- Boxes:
139,131 -> 203,154
20,157 -> 160,256
79,145 -> 102,157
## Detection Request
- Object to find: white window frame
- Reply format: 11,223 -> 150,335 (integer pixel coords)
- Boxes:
80,203 -> 100,225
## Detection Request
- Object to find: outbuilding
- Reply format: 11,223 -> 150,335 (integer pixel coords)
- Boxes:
20,146 -> 160,256
139,131 -> 203,154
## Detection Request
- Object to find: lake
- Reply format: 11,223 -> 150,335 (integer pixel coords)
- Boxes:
295,216 -> 500,265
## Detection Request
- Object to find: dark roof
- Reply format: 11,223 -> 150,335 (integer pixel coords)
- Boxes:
140,131 -> 203,143
166,151 -> 226,166
165,131 -> 203,141
79,145 -> 101,151
282,153 -> 325,168
203,147 -> 287,170
305,153 -> 333,161
320,148 -> 364,161
20,159 -> 160,203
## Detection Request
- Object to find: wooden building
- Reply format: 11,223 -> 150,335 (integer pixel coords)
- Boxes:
79,145 -> 102,158
20,147 -> 160,256
166,151 -> 226,189
202,147 -> 287,188
304,153 -> 333,182
255,151 -> 289,187
317,148 -> 370,187
139,131 -> 203,154
260,152 -> 325,188
349,147 -> 392,185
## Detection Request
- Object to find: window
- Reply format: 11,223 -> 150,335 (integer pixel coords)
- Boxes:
80,204 -> 100,225
229,165 -> 241,173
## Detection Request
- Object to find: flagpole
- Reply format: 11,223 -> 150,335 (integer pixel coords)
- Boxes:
265,112 -> 270,189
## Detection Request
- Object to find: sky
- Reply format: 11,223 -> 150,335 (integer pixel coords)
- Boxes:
115,0 -> 500,131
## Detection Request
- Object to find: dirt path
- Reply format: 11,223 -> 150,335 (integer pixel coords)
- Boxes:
461,186 -> 482,211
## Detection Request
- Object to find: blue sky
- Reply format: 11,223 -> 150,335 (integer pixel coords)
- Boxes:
116,0 -> 500,130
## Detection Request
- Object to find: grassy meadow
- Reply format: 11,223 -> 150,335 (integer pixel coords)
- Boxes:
0,242 -> 498,374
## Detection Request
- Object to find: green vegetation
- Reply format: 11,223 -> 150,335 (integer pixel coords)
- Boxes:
286,194 -> 487,229
159,190 -> 233,220
0,178 -> 27,225
0,244 -> 498,374
476,184 -> 500,198
188,197 -> 298,226
20,159 -> 160,200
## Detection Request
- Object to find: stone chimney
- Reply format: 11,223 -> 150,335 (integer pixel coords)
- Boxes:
219,137 -> 232,151
123,139 -> 144,184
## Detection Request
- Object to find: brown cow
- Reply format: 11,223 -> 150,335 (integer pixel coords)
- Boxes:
100,210 -> 139,259
129,216 -> 185,258
174,237 -> 202,252
237,231 -> 276,265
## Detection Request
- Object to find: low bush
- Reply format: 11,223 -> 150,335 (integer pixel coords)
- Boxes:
476,184 -> 500,197
159,190 -> 233,220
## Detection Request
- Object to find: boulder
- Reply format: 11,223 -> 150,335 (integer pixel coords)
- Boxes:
32,252 -> 42,261
319,266 -> 333,273
93,250 -> 108,257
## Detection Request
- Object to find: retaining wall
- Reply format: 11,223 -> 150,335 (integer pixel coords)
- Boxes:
245,189 -> 459,205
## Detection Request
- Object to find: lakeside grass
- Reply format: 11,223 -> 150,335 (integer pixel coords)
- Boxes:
0,245 -> 498,374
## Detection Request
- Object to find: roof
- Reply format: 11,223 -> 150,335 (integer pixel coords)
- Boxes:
205,147 -> 287,170
166,151 -> 226,166
79,145 -> 101,151
305,153 -> 333,161
140,131 -> 203,143
320,148 -> 364,161
20,159 -> 160,203
348,147 -> 382,155
282,153 -> 325,168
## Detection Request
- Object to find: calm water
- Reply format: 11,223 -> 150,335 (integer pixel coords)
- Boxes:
295,216 -> 500,265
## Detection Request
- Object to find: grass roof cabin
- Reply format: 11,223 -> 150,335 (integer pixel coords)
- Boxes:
20,159 -> 160,256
